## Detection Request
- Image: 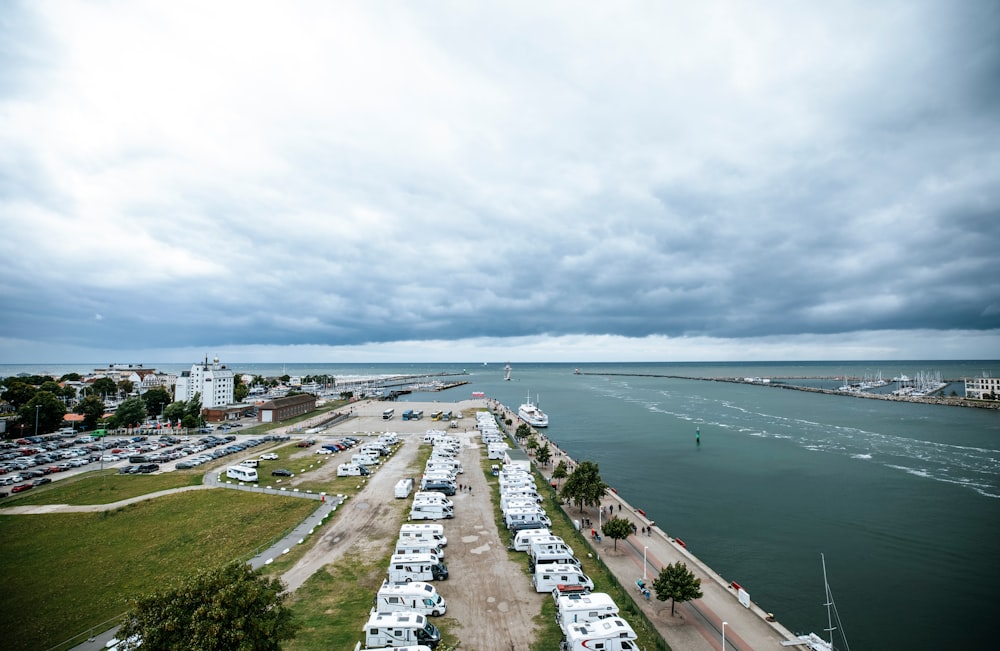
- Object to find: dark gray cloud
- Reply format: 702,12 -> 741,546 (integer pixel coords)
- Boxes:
1,0 -> 998,362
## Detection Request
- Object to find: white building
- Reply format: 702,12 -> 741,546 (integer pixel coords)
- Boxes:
964,376 -> 999,400
174,357 -> 235,409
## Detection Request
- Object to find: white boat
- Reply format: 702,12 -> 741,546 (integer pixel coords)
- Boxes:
518,392 -> 548,427
783,554 -> 850,651
504,362 -> 511,381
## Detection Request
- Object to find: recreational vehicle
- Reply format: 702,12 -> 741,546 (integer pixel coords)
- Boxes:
337,463 -> 370,477
226,465 -> 258,482
395,478 -> 414,498
399,524 -> 447,547
375,580 -> 447,616
556,592 -> 620,632
532,564 -> 594,593
410,503 -> 454,520
510,528 -> 553,552
388,553 -> 449,582
560,616 -> 637,651
363,611 -> 441,649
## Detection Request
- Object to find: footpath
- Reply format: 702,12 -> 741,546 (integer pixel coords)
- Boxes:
491,401 -> 806,651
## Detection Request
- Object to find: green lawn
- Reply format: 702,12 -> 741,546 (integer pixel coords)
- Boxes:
0,468 -> 204,506
0,490 -> 318,651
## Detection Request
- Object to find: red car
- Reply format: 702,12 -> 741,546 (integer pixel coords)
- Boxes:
11,483 -> 33,493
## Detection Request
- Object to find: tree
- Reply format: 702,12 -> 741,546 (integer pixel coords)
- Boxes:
163,401 -> 186,426
234,374 -> 249,403
90,377 -> 117,399
75,395 -> 107,431
17,391 -> 67,435
1,380 -> 37,410
59,372 -> 82,382
551,460 -> 569,488
110,397 -> 147,429
182,393 -> 203,428
652,561 -> 704,616
117,561 -> 298,651
536,443 -> 551,466
142,387 -> 173,417
117,379 -> 135,398
560,460 -> 609,513
526,436 -> 539,455
601,516 -> 633,551
515,423 -> 532,441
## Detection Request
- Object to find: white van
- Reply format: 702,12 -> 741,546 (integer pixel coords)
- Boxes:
510,528 -> 553,552
528,536 -> 574,558
530,550 -> 580,571
337,463 -> 369,477
400,524 -> 447,547
556,592 -> 620,632
413,495 -> 454,509
501,498 -> 540,514
410,503 -> 454,521
562,617 -> 637,651
375,580 -> 447,616
395,540 -> 445,560
504,508 -> 551,529
363,611 -> 440,648
226,465 -> 258,482
395,478 -> 414,498
532,564 -> 594,593
239,459 -> 259,468
388,553 -> 449,582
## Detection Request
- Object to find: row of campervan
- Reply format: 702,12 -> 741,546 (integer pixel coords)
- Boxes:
339,433 -> 398,477
361,523 -> 451,649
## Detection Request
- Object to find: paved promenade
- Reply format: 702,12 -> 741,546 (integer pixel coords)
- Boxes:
492,402 -> 807,651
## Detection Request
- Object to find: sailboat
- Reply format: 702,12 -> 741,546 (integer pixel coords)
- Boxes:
783,554 -> 850,651
504,362 -> 511,381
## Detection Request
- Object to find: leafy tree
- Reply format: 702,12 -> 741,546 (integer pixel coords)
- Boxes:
340,391 -> 354,400
515,423 -> 532,440
40,380 -> 63,394
652,561 -> 704,616
2,374 -> 51,388
141,387 -> 173,417
110,397 -> 147,429
505,417 -> 512,427
117,561 -> 298,651
75,395 -> 107,430
234,374 -> 249,403
182,393 -> 203,428
91,377 -> 117,399
560,460 -> 609,513
601,516 -> 633,551
526,436 -> 539,454
2,380 -> 37,410
118,379 -> 135,397
536,442 -> 551,466
59,372 -> 82,382
551,460 -> 569,487
163,401 -> 186,425
17,391 -> 67,435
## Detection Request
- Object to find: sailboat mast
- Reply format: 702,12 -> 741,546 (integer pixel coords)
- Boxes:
822,553 -> 836,648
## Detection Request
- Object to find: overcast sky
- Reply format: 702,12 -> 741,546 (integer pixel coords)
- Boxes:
1,0 -> 998,364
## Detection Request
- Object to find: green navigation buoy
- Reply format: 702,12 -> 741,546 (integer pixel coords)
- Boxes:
696,427 -> 700,445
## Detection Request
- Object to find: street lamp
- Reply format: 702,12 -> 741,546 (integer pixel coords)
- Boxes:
722,621 -> 728,651
643,546 -> 648,580
34,404 -> 41,437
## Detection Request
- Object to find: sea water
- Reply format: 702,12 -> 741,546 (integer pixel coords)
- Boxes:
5,360 -> 998,649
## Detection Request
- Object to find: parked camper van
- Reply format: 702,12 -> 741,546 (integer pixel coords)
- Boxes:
532,564 -> 594,593
395,478 -> 414,498
561,616 -> 637,651
226,465 -> 258,482
399,524 -> 448,547
363,611 -> 441,649
352,453 -> 379,467
375,580 -> 447,616
528,536 -> 574,558
504,507 -> 551,530
337,463 -> 370,477
510,528 -> 553,552
529,550 -> 581,571
395,540 -> 445,560
420,480 -> 456,496
388,553 -> 449,582
556,592 -> 620,632
410,502 -> 454,520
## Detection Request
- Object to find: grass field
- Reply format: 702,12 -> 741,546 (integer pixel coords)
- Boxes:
0,490 -> 318,651
0,468 -> 205,506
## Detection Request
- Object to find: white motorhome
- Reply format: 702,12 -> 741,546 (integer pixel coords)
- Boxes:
532,564 -> 594,593
530,550 -> 581,571
337,463 -> 370,477
499,479 -> 536,493
352,453 -> 379,467
399,524 -> 447,547
413,491 -> 453,505
425,460 -> 462,474
395,478 -> 414,498
528,536 -> 574,558
504,508 -> 551,529
388,553 -> 449,582
556,592 -> 620,633
500,489 -> 541,504
502,498 -> 541,514
510,528 -> 553,552
487,444 -> 510,460
226,465 -> 258,482
395,540 -> 445,560
561,616 -> 637,651
422,470 -> 457,483
375,580 -> 447,616
363,611 -> 440,649
410,502 -> 454,520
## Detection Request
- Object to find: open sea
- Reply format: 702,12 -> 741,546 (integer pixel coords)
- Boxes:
4,360 -> 999,649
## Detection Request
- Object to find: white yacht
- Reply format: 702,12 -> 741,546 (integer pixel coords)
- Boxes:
518,392 -> 548,427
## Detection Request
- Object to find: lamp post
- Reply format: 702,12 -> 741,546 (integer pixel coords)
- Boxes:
34,404 -> 41,437
722,621 -> 728,651
643,546 -> 648,580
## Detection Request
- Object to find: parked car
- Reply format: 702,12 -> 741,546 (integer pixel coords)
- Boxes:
32,477 -> 52,486
11,483 -> 33,493
271,468 -> 293,477
259,453 -> 278,460
315,448 -> 332,455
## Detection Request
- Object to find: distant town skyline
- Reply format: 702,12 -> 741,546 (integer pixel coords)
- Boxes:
2,1 -> 998,364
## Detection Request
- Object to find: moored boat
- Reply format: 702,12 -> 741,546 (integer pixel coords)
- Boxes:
518,392 -> 548,427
